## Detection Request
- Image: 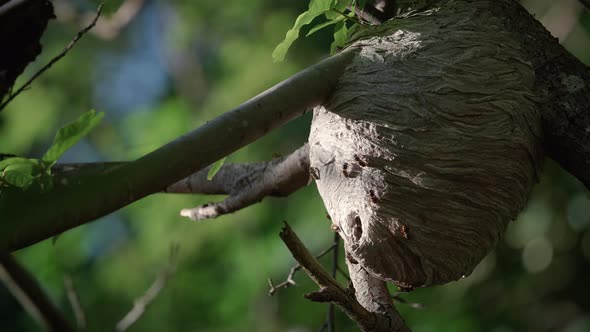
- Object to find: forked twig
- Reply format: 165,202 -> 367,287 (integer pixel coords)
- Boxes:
278,222 -> 407,332
268,241 -> 336,296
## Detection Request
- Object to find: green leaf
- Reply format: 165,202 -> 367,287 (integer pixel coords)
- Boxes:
272,0 -> 335,62
42,110 -> 104,163
2,163 -> 36,188
306,14 -> 346,36
330,20 -> 349,54
207,157 -> 226,180
0,157 -> 37,172
325,0 -> 351,19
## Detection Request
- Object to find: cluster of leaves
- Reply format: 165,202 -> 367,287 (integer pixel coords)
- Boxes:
272,0 -> 368,62
0,110 -> 104,190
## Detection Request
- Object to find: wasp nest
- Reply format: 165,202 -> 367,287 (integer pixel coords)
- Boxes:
309,1 -> 543,287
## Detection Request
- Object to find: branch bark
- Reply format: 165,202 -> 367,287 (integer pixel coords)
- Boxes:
490,0 -> 590,190
177,143 -> 310,221
0,51 -> 354,252
50,143 -> 311,222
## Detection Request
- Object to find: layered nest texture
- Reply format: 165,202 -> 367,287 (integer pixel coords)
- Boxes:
309,0 -> 543,287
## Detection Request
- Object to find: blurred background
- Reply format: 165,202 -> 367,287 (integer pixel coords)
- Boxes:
0,0 -> 589,331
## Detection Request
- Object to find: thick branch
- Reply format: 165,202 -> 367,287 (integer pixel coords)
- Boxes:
0,254 -> 76,332
53,144 -> 310,197
0,0 -> 30,16
51,144 -> 311,221
279,223 -> 409,332
0,51 -> 354,252
492,0 -> 590,189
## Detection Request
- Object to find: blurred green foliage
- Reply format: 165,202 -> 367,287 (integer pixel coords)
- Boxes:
1,0 -> 589,331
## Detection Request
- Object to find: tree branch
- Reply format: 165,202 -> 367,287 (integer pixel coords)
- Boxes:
63,276 -> 86,330
268,240 -> 336,296
492,0 -> 590,190
52,143 -> 311,199
348,4 -> 383,24
0,0 -> 30,16
0,3 -> 102,112
279,222 -> 409,332
53,0 -> 144,40
0,51 -> 354,252
50,144 -> 311,222
0,0 -> 54,101
325,233 -> 340,332
178,143 -> 310,221
115,244 -> 179,332
0,254 -> 76,332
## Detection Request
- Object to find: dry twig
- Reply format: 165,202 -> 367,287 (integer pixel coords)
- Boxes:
268,241 -> 336,296
64,276 -> 87,329
53,0 -> 144,40
317,233 -> 341,332
279,222 -> 409,332
178,144 -> 310,221
116,244 -> 180,332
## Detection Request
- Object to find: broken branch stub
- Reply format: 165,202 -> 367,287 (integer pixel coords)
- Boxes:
309,0 -> 543,287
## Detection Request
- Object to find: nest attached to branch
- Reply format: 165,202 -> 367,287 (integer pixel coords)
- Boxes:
309,1 -> 543,287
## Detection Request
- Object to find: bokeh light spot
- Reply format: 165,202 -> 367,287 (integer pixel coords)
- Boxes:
522,237 -> 554,273
566,193 -> 590,231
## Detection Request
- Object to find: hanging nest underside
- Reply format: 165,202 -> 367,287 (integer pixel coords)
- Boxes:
309,0 -> 543,287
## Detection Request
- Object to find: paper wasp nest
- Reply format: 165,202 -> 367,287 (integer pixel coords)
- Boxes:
309,3 -> 543,287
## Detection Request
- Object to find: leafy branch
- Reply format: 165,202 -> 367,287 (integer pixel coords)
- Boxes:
272,0 -> 368,62
0,110 -> 103,190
